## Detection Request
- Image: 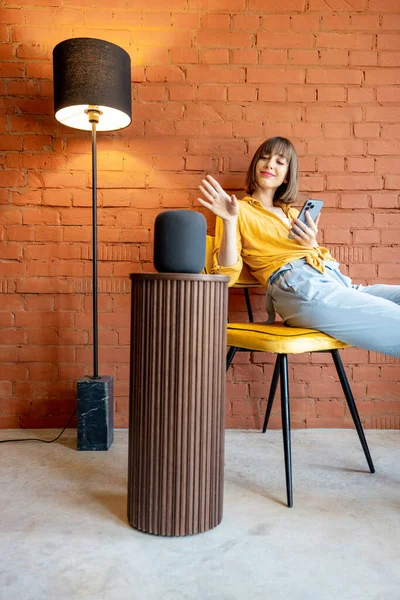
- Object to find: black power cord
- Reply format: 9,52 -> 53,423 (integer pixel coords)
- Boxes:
0,409 -> 77,444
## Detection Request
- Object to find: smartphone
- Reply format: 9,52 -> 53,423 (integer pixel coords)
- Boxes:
288,199 -> 324,239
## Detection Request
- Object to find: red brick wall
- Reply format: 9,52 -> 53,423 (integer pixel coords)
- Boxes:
1,0 -> 399,430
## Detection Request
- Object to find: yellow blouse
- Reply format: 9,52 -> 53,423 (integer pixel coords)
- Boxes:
211,196 -> 333,287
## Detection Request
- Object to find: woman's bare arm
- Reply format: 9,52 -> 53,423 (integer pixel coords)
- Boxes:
198,175 -> 239,267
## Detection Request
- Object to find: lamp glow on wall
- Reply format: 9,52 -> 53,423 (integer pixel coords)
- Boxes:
53,38 -> 132,450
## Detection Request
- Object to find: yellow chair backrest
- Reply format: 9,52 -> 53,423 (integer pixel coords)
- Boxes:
205,235 -> 260,288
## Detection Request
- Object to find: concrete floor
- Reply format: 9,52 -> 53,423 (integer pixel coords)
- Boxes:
0,428 -> 399,600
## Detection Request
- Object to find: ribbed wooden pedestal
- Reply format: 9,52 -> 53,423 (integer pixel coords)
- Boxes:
128,273 -> 229,536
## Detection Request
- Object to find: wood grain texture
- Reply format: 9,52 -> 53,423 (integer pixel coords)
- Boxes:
128,274 -> 229,536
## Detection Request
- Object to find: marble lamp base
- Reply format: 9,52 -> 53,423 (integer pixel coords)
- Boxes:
77,375 -> 114,451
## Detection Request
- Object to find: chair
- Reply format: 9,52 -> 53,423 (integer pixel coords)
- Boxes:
206,236 -> 375,507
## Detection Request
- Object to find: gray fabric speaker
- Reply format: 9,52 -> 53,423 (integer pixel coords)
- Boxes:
154,210 -> 207,273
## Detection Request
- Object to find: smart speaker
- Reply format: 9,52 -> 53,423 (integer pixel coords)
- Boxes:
154,210 -> 207,274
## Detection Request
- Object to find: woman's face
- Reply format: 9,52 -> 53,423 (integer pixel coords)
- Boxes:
255,152 -> 289,192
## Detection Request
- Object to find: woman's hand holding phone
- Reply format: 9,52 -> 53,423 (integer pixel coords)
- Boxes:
290,211 -> 320,248
289,199 -> 323,248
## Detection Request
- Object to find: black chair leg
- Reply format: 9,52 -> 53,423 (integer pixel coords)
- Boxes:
280,354 -> 293,507
330,349 -> 375,474
226,346 -> 239,371
243,288 -> 254,323
262,354 -> 280,433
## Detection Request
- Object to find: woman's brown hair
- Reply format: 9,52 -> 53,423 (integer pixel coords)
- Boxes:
245,137 -> 299,205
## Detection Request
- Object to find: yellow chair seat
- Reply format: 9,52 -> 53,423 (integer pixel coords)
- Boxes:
227,322 -> 349,354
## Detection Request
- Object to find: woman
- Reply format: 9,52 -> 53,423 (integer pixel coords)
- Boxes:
198,136 -> 400,358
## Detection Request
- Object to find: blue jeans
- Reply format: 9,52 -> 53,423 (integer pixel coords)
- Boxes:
267,258 -> 400,358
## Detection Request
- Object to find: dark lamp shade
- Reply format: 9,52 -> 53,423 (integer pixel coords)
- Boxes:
53,37 -> 132,132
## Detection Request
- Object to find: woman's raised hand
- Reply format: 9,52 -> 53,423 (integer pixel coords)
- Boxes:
198,174 -> 239,222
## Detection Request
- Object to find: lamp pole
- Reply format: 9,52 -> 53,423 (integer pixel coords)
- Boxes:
88,108 -> 100,380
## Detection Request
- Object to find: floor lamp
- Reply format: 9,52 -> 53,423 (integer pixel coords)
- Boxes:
52,38 -> 132,450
